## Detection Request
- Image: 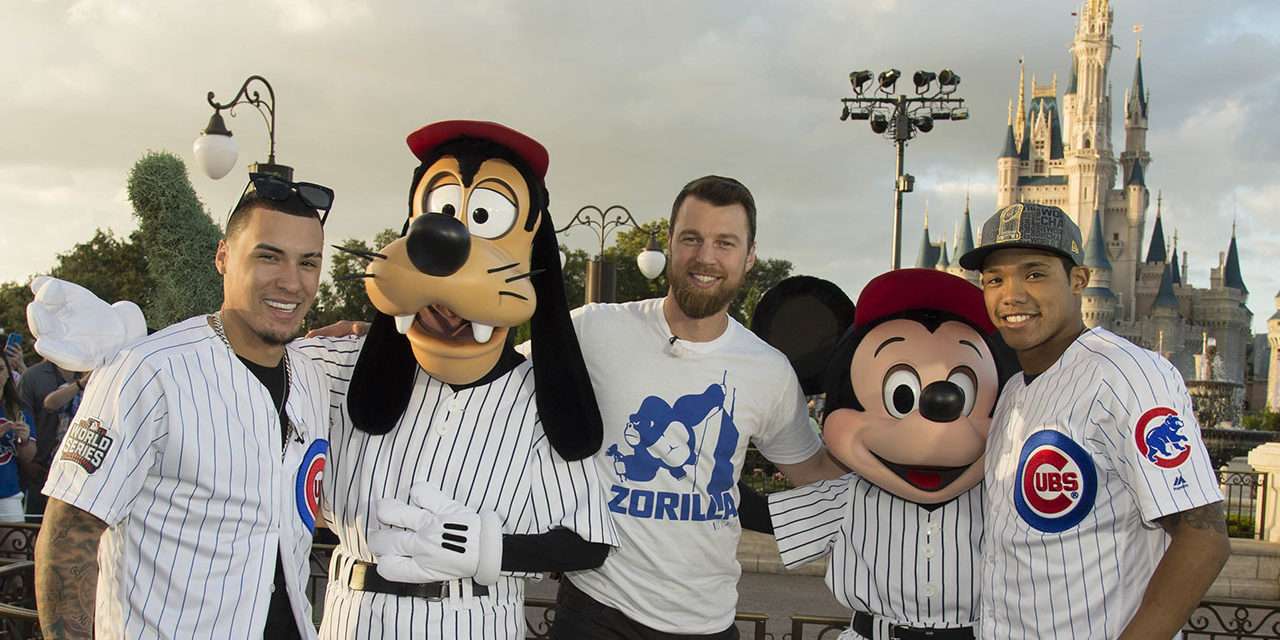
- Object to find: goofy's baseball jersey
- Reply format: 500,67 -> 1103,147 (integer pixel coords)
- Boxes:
299,335 -> 617,639
980,328 -> 1222,639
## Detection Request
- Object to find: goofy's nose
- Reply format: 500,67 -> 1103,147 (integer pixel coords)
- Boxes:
918,380 -> 965,423
406,214 -> 471,277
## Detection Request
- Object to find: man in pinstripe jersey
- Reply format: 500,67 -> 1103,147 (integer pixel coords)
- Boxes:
961,203 -> 1229,639
34,178 -> 334,640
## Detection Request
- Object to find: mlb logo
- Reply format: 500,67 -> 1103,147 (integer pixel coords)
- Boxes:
1014,430 -> 1097,533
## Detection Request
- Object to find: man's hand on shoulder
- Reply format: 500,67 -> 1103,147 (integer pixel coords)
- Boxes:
305,320 -> 369,339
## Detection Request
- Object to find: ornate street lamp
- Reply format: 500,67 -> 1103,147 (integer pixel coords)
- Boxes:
557,205 -> 665,303
842,68 -> 968,269
192,75 -> 292,181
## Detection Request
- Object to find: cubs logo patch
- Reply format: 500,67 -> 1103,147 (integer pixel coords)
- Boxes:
1134,407 -> 1191,469
60,418 -> 114,473
1014,430 -> 1097,533
295,439 -> 328,533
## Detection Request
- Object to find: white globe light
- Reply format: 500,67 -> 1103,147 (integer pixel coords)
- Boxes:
636,249 -> 666,280
193,132 -> 239,180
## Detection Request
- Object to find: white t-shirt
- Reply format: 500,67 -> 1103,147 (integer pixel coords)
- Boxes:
564,298 -> 821,634
44,316 -> 330,639
980,328 -> 1222,639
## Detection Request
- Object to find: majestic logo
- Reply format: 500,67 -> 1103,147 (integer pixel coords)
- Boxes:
995,204 -> 1025,242
1135,407 -> 1191,469
60,418 -> 114,473
606,374 -> 741,522
295,439 -> 328,533
1014,430 -> 1097,533
1172,475 -> 1189,491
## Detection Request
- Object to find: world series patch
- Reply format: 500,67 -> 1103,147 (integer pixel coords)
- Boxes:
60,417 -> 114,473
1134,407 -> 1192,469
295,439 -> 328,533
1014,430 -> 1097,533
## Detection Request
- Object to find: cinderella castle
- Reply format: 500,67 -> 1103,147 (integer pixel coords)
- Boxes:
917,0 -> 1280,417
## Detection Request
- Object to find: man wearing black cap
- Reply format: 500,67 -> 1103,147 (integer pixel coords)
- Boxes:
959,203 -> 1229,639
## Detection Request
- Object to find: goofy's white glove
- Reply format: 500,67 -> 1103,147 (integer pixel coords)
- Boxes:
367,482 -> 503,586
26,276 -> 146,372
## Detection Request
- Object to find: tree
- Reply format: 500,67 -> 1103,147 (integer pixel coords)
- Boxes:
1242,410 -> 1280,432
49,229 -> 154,312
0,281 -> 34,363
309,228 -> 397,329
127,151 -> 223,327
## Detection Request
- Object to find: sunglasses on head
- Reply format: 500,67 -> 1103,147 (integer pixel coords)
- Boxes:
245,172 -> 335,225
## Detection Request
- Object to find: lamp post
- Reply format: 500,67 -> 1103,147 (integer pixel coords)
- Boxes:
556,205 -> 666,304
192,75 -> 292,181
842,68 -> 968,269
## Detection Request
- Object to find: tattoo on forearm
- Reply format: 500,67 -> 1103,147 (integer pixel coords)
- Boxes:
35,500 -> 106,639
1158,501 -> 1227,535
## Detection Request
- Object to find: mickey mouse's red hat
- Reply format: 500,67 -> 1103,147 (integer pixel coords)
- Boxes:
855,268 -> 995,334
406,120 -> 549,178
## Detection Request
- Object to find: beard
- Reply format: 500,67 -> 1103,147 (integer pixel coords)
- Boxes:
668,261 -> 743,320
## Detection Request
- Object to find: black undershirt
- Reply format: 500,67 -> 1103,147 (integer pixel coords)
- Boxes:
238,355 -> 301,640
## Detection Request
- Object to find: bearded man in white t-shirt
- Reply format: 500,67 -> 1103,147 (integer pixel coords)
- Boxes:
549,175 -> 847,639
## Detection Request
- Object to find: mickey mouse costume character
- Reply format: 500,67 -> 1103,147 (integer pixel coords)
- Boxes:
762,270 -> 1015,640
29,121 -> 618,639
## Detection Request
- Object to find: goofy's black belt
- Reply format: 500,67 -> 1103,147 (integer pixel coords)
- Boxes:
852,611 -> 974,640
338,556 -> 490,600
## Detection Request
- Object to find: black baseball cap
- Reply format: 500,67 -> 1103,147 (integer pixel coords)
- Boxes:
958,203 -> 1084,270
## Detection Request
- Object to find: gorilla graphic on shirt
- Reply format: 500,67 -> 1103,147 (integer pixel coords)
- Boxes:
605,373 -> 741,522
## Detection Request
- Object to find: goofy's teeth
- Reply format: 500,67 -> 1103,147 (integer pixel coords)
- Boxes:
471,323 -> 494,344
394,314 -> 414,335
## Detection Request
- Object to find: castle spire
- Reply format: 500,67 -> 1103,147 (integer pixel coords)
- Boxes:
1153,261 -> 1179,311
1170,228 -> 1182,285
1084,209 -> 1112,271
1224,226 -> 1248,294
1127,33 -> 1149,120
955,194 -> 976,258
915,202 -> 938,269
1145,200 -> 1166,263
1015,58 -> 1027,150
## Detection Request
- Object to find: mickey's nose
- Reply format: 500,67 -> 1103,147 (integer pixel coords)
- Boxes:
405,214 -> 471,277
918,380 -> 965,423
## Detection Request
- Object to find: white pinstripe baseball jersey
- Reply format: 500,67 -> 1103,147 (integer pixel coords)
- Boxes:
43,315 -> 331,640
772,474 -> 983,639
298,336 -> 618,640
979,327 -> 1222,639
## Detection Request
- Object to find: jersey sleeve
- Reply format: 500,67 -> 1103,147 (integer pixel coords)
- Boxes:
769,474 -> 851,569
751,368 -> 822,465
1096,355 -> 1222,522
42,350 -> 170,526
507,431 -> 619,577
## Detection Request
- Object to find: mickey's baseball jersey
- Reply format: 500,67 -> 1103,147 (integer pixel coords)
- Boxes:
43,316 -> 331,639
772,475 -> 983,639
298,336 -> 617,640
980,327 -> 1221,639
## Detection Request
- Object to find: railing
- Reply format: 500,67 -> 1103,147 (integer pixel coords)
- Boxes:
1220,470 -> 1269,539
1204,429 -> 1280,469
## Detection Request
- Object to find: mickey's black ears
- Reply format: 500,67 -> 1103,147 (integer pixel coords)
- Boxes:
348,311 -> 418,435
749,276 -> 855,395
528,212 -> 603,461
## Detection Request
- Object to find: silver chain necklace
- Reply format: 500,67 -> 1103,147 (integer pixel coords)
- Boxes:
209,312 -> 297,455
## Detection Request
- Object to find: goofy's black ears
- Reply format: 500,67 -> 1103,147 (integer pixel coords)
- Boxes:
348,312 -> 418,435
529,212 -> 603,461
749,276 -> 855,395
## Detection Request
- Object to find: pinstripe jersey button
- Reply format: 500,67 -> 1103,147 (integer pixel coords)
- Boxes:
922,545 -> 936,559
922,584 -> 937,598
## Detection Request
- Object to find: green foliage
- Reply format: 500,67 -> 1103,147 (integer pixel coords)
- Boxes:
50,229 -> 154,313
560,247 -> 589,310
309,228 -> 397,329
0,281 -> 35,364
127,151 -> 223,326
1226,513 -> 1256,539
1242,410 -> 1280,432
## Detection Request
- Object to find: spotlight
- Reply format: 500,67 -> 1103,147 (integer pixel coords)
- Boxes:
878,69 -> 901,91
914,115 -> 934,133
847,108 -> 871,121
841,104 -> 850,121
950,108 -> 970,121
849,70 -> 873,94
870,112 -> 889,134
938,69 -> 961,87
913,71 -> 936,91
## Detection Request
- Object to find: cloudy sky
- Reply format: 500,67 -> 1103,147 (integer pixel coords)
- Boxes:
3,0 -> 1277,331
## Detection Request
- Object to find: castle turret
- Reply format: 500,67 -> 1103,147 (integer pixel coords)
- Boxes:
935,242 -> 951,272
997,100 -> 1020,207
1144,187 -> 1166,264
1082,209 -> 1116,328
951,196 -> 979,284
1121,39 -> 1151,185
915,208 -> 939,269
1268,290 -> 1280,410
1223,227 -> 1248,296
1169,230 -> 1182,285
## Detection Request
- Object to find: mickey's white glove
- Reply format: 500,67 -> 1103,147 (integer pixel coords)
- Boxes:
367,483 -> 503,586
26,276 -> 146,372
